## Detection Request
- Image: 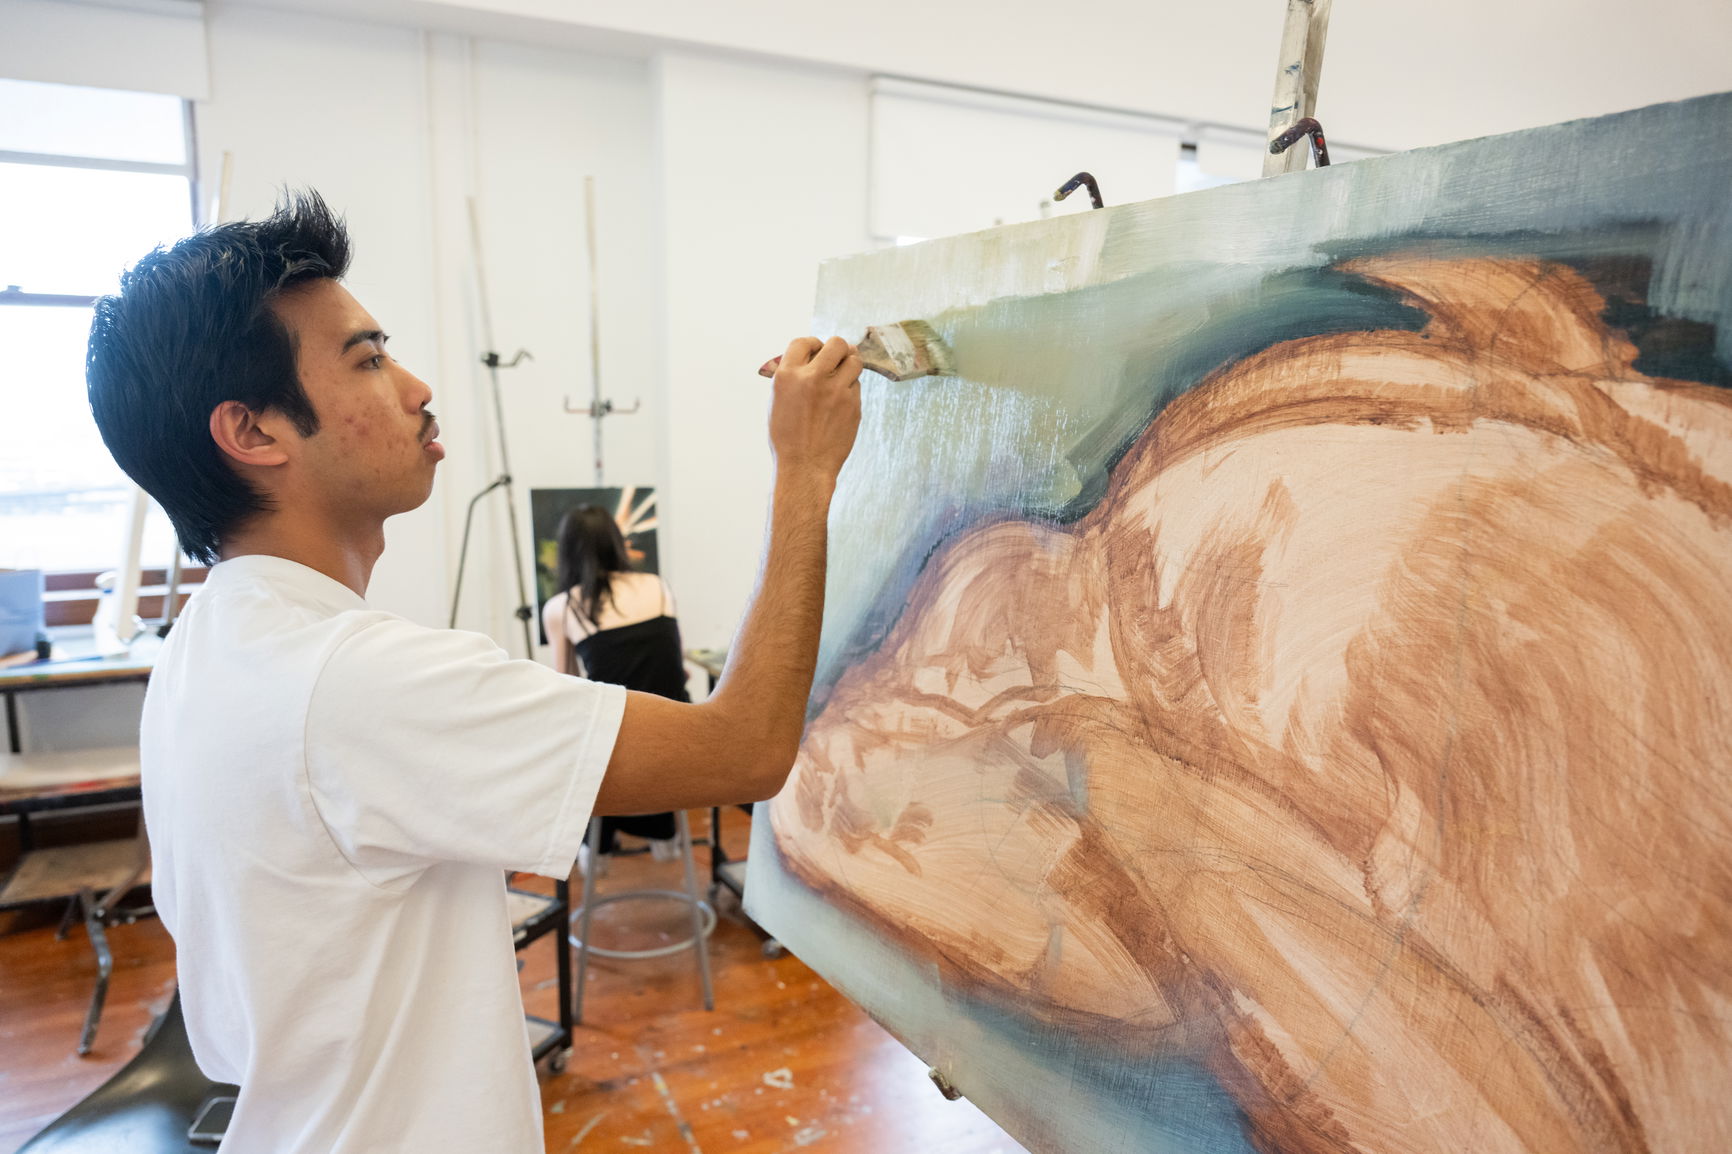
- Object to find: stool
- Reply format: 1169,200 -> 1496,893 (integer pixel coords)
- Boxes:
569,810 -> 715,1022
0,817 -> 152,1056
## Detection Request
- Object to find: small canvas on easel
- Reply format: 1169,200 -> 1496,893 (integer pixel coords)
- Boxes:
529,486 -> 658,644
747,92 -> 1732,1154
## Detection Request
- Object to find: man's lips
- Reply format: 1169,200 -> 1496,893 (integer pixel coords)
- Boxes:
422,418 -> 445,459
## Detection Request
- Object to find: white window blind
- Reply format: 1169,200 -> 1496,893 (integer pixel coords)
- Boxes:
0,0 -> 209,100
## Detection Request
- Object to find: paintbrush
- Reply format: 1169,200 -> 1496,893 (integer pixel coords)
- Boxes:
757,320 -> 956,382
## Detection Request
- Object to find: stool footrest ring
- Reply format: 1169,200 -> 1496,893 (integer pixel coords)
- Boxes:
568,890 -> 717,960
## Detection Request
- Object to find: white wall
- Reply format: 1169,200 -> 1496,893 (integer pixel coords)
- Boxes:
656,50 -> 871,648
194,8 -> 664,649
235,0 -> 1732,150
197,5 -> 450,626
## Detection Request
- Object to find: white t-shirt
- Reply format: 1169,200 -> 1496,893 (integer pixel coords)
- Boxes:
141,555 -> 624,1153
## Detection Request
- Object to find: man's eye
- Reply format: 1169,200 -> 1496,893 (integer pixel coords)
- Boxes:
364,354 -> 386,369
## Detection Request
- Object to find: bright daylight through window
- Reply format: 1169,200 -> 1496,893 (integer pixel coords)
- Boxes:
0,78 -> 195,572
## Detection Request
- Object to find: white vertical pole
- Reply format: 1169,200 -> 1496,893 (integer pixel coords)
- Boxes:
96,487 -> 149,655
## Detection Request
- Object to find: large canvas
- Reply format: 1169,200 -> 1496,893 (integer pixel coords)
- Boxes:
746,93 -> 1732,1154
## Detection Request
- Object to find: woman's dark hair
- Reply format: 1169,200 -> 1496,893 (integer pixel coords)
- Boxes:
555,504 -> 633,624
85,191 -> 351,565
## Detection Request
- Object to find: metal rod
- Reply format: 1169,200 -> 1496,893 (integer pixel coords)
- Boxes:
485,356 -> 536,657
584,176 -> 605,486
466,197 -> 497,363
1053,171 -> 1104,209
448,476 -> 507,628
451,197 -> 535,657
677,810 -> 716,1011
1269,117 -> 1332,168
555,875 -> 574,1058
573,818 -> 601,1024
78,888 -> 113,1055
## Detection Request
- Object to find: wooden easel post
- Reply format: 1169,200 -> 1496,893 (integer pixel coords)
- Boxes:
1264,0 -> 1333,176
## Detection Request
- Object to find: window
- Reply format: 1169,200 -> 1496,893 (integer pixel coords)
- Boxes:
0,78 -> 196,579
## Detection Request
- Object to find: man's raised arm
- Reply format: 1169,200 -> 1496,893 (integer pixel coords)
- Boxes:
592,335 -> 862,814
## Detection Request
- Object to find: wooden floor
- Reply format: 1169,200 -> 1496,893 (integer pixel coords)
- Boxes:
0,808 -> 1025,1154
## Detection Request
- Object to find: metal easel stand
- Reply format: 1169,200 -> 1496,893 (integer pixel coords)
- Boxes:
562,175 -> 638,486
705,805 -> 784,959
447,347 -> 536,657
448,194 -> 536,657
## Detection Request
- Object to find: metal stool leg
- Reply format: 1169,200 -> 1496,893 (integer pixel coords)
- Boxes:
676,811 -> 715,1011
54,894 -> 80,940
78,888 -> 112,1056
572,818 -> 602,1025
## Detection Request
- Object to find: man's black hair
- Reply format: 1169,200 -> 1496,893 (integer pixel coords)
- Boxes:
86,191 -> 351,565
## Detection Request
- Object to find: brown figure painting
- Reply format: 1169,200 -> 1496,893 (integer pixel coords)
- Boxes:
746,93 -> 1732,1154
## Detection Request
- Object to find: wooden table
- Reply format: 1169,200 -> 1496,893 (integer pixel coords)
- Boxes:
0,634 -> 157,755
0,637 -> 152,855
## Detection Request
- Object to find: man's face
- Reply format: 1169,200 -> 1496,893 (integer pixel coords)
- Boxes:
270,278 -> 442,521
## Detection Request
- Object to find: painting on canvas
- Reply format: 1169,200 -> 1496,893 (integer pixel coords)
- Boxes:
747,93 -> 1732,1154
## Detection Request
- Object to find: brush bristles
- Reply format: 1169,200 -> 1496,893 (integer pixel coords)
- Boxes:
859,320 -> 956,381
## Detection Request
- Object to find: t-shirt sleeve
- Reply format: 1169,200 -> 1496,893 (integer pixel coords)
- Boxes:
304,615 -> 625,885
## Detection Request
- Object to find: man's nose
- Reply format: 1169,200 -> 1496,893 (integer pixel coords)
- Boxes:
404,368 -> 433,410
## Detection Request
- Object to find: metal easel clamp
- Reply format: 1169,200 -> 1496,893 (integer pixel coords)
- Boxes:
1269,117 -> 1332,168
928,1067 -> 964,1101
563,396 -> 642,418
1053,171 -> 1105,209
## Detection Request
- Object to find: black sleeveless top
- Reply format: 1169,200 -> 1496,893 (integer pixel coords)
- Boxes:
568,583 -> 690,703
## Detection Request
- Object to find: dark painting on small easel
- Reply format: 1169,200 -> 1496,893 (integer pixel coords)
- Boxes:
748,92 -> 1732,1154
529,486 -> 658,644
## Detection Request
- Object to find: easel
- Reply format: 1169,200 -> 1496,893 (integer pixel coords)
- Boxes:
447,197 -> 536,658
563,176 -> 639,487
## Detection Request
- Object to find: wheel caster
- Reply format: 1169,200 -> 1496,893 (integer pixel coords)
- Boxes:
548,1048 -> 570,1074
762,939 -> 786,959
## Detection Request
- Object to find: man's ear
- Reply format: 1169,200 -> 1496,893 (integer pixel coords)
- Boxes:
209,401 -> 292,468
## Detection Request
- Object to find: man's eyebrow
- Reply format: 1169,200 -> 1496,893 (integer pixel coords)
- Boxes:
341,329 -> 389,353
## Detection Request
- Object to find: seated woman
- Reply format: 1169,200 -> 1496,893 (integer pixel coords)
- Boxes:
542,505 -> 686,866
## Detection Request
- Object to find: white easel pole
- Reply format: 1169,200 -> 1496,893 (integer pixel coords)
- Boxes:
1264,0 -> 1333,177
97,488 -> 149,655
